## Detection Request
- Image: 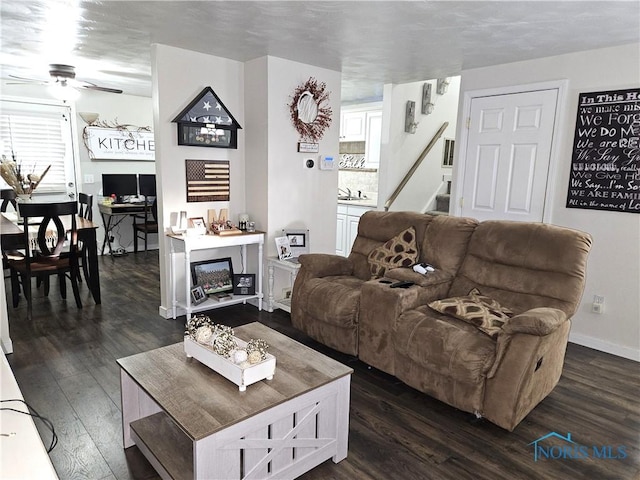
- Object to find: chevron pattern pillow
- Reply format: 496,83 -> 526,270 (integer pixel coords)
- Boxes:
368,226 -> 419,278
428,290 -> 513,338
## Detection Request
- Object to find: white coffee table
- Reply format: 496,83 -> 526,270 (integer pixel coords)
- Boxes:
118,322 -> 353,480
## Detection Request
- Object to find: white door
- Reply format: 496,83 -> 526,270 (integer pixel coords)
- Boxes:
460,89 -> 558,222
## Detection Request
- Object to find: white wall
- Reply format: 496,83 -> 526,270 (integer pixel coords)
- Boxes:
246,56 -> 341,298
152,44 -> 246,315
378,77 -> 460,212
454,43 -> 640,361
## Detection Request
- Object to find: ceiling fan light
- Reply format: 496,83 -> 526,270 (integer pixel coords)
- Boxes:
49,82 -> 80,101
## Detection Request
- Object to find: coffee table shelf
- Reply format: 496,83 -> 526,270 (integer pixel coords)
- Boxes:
130,412 -> 193,480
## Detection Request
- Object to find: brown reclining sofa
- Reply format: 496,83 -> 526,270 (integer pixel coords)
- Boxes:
291,211 -> 592,431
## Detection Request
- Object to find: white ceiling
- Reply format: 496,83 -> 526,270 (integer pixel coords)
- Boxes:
0,1 -> 638,103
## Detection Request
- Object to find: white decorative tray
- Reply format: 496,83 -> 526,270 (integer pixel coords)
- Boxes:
184,336 -> 276,391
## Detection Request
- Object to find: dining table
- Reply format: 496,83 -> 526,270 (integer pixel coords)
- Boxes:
1,211 -> 101,305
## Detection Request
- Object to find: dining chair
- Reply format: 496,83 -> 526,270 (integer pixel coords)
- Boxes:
7,201 -> 82,319
133,197 -> 158,253
77,193 -> 93,283
1,189 -> 18,212
1,189 -> 24,285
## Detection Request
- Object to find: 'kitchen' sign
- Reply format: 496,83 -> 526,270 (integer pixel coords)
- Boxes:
85,126 -> 155,161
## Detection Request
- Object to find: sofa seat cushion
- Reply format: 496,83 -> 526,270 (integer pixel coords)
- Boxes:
295,275 -> 364,328
395,306 -> 497,384
367,226 -> 419,278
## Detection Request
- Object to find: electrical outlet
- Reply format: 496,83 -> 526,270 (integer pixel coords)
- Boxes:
84,174 -> 95,184
592,295 -> 605,314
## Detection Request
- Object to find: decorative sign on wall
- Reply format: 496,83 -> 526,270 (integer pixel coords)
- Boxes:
85,126 -> 155,161
185,159 -> 230,202
172,87 -> 242,149
567,88 -> 640,213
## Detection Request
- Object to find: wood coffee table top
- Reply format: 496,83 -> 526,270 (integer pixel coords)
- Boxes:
117,322 -> 353,441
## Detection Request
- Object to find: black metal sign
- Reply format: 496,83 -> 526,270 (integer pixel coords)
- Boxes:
567,88 -> 640,213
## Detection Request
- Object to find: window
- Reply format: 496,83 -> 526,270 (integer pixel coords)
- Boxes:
0,100 -> 74,193
442,138 -> 455,167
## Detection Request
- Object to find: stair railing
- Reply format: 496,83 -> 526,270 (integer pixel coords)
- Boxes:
384,122 -> 449,211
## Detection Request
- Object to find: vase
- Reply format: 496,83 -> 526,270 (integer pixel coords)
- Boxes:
16,193 -> 32,203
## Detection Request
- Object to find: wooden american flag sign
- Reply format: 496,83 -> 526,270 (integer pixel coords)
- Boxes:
185,159 -> 230,202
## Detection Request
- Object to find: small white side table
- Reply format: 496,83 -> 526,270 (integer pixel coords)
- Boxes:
267,257 -> 301,312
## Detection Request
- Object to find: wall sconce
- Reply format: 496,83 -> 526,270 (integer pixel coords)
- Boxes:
422,83 -> 435,115
405,101 -> 419,134
437,78 -> 451,95
79,112 -> 99,124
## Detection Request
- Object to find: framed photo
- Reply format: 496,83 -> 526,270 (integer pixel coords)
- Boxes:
190,257 -> 234,296
275,236 -> 292,260
189,217 -> 206,228
233,274 -> 256,296
190,285 -> 207,305
286,232 -> 305,248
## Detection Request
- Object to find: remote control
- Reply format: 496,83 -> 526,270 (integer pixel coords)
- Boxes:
390,281 -> 414,288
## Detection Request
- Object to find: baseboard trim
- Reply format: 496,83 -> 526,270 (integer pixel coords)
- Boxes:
158,305 -> 184,319
569,332 -> 640,362
1,337 -> 13,355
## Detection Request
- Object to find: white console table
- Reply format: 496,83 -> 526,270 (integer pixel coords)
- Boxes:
167,232 -> 264,319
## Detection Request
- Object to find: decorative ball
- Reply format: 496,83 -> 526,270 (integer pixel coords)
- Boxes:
232,349 -> 248,364
248,351 -> 262,365
195,325 -> 213,344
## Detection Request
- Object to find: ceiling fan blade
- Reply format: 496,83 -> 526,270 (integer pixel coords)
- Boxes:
78,79 -> 123,94
8,74 -> 48,83
80,84 -> 123,94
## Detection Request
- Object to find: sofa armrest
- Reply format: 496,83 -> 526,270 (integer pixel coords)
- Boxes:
298,253 -> 354,278
503,307 -> 568,336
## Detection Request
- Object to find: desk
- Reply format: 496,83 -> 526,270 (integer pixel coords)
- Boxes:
1,212 -> 101,305
98,203 -> 146,257
167,231 -> 264,319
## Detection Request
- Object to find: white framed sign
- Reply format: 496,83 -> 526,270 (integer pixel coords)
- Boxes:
85,126 -> 155,161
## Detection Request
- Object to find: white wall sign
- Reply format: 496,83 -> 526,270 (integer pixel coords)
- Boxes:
85,126 -> 155,161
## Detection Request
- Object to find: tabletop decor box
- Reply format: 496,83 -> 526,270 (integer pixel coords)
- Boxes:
183,318 -> 276,391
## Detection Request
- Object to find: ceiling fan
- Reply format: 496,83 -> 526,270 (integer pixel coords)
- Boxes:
8,64 -> 123,94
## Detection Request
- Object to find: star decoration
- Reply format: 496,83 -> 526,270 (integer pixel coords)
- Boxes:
203,101 -> 212,111
216,103 -> 222,111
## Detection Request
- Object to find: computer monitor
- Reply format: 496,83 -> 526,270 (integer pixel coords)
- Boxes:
101,174 -> 138,202
138,174 -> 157,197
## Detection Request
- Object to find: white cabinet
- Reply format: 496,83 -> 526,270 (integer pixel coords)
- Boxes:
266,257 -> 301,313
336,204 -> 373,256
365,111 -> 382,167
340,111 -> 366,141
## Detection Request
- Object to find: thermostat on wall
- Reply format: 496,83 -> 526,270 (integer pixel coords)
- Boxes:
319,155 -> 336,170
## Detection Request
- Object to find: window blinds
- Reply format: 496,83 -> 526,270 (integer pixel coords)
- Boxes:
0,101 -> 72,193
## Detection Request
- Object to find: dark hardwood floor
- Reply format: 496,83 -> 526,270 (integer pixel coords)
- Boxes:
4,251 -> 639,480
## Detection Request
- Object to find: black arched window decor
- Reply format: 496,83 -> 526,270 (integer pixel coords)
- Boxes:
172,87 -> 242,148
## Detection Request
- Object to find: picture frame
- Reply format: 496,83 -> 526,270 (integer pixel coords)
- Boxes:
283,228 -> 309,258
190,257 -> 234,296
286,232 -> 305,248
233,274 -> 256,296
275,236 -> 292,260
189,217 -> 206,228
190,285 -> 207,305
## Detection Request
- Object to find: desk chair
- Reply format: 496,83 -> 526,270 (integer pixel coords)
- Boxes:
77,193 -> 93,283
7,201 -> 82,320
133,197 -> 158,253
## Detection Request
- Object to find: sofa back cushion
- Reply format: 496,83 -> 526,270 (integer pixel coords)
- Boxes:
449,221 -> 592,317
349,211 -> 478,281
